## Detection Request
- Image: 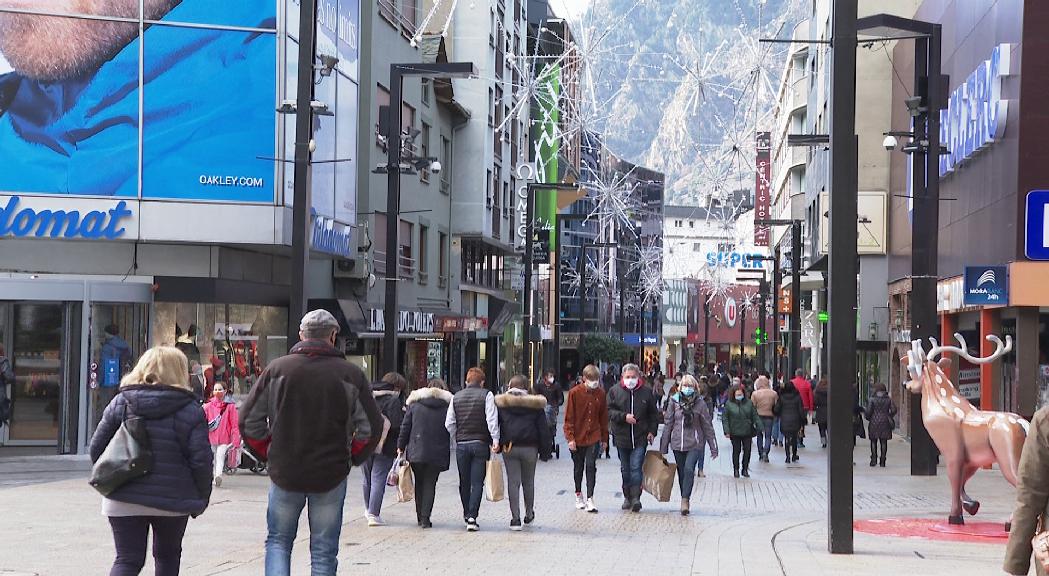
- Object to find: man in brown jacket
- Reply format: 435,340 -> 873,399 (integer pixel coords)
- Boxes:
564,364 -> 609,513
241,309 -> 383,576
750,375 -> 778,463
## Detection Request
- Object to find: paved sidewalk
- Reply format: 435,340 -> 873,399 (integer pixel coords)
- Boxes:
0,424 -> 1027,575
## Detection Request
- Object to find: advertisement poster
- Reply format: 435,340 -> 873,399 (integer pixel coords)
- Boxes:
0,0 -> 278,201
754,131 -> 771,246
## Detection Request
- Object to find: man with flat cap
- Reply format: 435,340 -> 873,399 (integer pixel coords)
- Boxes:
241,309 -> 383,576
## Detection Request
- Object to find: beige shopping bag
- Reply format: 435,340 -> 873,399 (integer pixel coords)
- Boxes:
642,450 -> 677,503
484,456 -> 505,502
397,460 -> 414,503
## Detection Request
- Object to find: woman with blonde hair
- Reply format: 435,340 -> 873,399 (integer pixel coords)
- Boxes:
89,346 -> 213,576
660,374 -> 718,514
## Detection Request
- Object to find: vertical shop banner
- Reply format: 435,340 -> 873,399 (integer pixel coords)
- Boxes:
0,0 -> 278,201
754,131 -> 771,246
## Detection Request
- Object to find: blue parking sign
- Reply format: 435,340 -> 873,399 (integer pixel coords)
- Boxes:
1026,190 -> 1049,260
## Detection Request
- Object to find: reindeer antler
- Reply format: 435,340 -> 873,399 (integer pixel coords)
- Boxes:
927,332 -> 1013,363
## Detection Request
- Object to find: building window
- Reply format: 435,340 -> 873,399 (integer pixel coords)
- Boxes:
400,0 -> 417,36
376,84 -> 390,149
438,231 -> 448,288
399,220 -> 414,279
440,136 -> 451,195
420,122 -> 431,183
674,220 -> 682,228
418,225 -> 429,284
488,88 -> 494,127
693,242 -> 703,252
379,0 -> 396,25
688,220 -> 695,228
486,169 -> 493,206
421,78 -> 430,106
717,242 -> 735,253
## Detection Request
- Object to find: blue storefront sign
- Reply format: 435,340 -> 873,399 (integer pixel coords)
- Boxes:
311,210 -> 354,258
963,266 -> 1008,306
0,197 -> 133,239
1025,190 -> 1049,260
705,252 -> 765,269
624,333 -> 658,346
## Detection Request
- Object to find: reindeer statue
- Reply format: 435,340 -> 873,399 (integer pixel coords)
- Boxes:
901,333 -> 1028,529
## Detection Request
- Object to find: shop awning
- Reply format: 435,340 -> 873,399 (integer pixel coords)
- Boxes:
307,298 -> 369,336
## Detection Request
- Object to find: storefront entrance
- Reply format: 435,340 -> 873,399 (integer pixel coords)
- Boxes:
1,302 -> 81,451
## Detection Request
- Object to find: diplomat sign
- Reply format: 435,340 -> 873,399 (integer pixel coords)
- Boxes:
0,196 -> 133,240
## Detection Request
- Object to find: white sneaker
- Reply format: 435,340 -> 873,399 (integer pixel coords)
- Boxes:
213,475 -> 222,488
366,514 -> 385,527
585,498 -> 598,513
574,494 -> 586,510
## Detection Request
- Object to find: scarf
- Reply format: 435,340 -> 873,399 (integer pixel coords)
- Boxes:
678,393 -> 697,427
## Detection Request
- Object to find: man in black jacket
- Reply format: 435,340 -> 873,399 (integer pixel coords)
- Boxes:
606,363 -> 660,512
241,310 -> 383,576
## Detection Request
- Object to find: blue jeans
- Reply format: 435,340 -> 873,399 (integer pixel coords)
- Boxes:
772,417 -> 783,443
616,445 -> 646,489
455,442 -> 490,519
265,478 -> 347,576
672,449 -> 703,498
360,453 -> 395,517
757,416 -> 774,456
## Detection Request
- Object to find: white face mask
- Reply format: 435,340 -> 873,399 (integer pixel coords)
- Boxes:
585,379 -> 600,390
623,377 -> 639,390
546,376 -> 554,384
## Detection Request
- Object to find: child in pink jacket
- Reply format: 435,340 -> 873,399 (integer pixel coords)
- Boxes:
203,382 -> 240,486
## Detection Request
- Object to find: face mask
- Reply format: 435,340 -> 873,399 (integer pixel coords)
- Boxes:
586,379 -> 600,390
623,378 -> 638,390
681,387 -> 695,397
214,390 -> 226,400
734,393 -> 744,401
546,376 -> 554,384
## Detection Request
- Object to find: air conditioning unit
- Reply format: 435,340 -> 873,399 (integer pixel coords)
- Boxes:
334,256 -> 369,280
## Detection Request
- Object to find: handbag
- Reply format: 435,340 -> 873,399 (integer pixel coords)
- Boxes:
89,404 -> 153,496
484,456 -> 505,502
387,454 -> 404,487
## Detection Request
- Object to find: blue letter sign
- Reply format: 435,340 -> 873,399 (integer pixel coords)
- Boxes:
0,197 -> 133,240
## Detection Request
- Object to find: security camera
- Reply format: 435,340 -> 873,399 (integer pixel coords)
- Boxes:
317,54 -> 339,77
430,160 -> 442,174
882,135 -> 898,151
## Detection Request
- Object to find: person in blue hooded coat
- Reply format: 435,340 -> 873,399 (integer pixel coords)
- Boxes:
89,345 -> 213,576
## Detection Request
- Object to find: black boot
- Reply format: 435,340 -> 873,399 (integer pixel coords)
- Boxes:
630,486 -> 643,513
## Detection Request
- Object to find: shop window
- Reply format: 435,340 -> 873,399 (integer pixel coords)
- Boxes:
88,303 -> 149,438
152,303 -> 288,400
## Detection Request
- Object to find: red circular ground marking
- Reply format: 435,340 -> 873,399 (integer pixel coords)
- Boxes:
854,517 -> 1009,543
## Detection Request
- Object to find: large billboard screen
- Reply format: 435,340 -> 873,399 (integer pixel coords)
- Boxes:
0,0 -> 277,202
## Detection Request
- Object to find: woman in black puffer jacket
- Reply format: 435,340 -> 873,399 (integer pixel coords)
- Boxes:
89,346 -> 213,576
398,378 -> 453,529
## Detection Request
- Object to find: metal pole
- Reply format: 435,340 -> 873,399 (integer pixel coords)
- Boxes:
827,0 -> 858,554
772,246 -> 781,382
702,296 -> 710,372
909,29 -> 941,476
759,275 -> 768,371
383,67 -> 404,375
288,0 -> 318,343
639,298 -> 646,370
553,213 -> 562,382
521,183 -> 535,380
790,220 -> 802,379
739,306 -> 746,369
579,241 -> 588,337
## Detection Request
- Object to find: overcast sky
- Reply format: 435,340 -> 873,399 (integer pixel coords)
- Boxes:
551,0 -> 592,20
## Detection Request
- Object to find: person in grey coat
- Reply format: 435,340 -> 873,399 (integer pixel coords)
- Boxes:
659,374 -> 718,515
865,383 -> 897,467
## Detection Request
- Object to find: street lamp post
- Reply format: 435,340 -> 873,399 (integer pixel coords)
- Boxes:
382,62 -> 477,375
756,219 -> 803,381
857,13 -> 944,477
520,183 -> 580,381
287,0 -> 319,342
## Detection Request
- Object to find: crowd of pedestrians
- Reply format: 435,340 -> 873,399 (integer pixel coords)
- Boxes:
86,309 -> 908,576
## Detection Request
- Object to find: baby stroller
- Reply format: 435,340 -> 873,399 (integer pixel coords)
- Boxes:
544,404 -> 561,459
236,441 -> 268,475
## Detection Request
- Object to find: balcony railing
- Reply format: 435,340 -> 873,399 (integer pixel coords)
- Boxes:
398,253 -> 416,279
374,250 -> 388,276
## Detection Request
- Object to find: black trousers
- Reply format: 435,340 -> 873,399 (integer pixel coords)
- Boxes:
730,435 -> 752,473
817,423 -> 828,439
783,431 -> 799,459
108,515 -> 189,576
411,462 -> 442,523
870,438 -> 888,462
570,443 -> 599,498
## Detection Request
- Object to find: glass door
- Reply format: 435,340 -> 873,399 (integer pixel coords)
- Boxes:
8,304 -> 64,443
